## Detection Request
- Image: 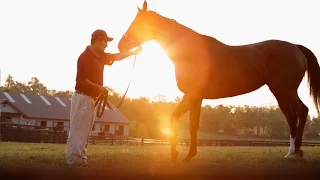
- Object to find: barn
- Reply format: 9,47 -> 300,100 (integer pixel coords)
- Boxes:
0,92 -> 131,137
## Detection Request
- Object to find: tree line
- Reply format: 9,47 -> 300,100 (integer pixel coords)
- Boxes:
1,75 -> 320,140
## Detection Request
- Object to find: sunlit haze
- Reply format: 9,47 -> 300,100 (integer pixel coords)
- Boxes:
1,0 -> 319,117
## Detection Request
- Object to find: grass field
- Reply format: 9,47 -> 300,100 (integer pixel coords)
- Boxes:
1,142 -> 320,179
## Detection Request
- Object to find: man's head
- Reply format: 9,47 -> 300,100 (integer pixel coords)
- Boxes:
90,29 -> 114,52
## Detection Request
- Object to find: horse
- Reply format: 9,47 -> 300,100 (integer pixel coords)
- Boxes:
118,0 -> 320,163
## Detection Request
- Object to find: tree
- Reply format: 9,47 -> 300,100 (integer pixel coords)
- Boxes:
152,93 -> 166,102
27,77 -> 48,95
14,81 -> 31,94
54,90 -> 73,98
4,74 -> 15,89
2,74 -> 316,139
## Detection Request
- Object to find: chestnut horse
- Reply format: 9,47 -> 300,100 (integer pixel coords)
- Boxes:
118,1 -> 320,163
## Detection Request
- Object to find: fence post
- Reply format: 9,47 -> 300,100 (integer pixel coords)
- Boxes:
64,131 -> 67,144
141,137 -> 144,146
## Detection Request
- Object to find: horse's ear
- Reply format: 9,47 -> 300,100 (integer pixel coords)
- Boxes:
142,0 -> 148,11
137,6 -> 141,12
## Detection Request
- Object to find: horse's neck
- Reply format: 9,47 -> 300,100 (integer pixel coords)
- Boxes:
154,20 -> 199,56
152,16 -> 230,67
200,34 -> 227,49
154,23 -> 226,62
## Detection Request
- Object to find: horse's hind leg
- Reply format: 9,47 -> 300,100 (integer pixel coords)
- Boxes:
270,88 -> 303,158
294,97 -> 309,154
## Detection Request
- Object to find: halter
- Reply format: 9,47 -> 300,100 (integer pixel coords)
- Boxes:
123,33 -> 145,47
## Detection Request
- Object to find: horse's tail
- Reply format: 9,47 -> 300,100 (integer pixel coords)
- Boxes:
297,44 -> 320,114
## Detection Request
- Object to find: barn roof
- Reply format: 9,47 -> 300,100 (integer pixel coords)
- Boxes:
0,92 -> 131,124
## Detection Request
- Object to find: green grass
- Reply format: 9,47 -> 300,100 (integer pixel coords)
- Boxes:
1,142 -> 320,179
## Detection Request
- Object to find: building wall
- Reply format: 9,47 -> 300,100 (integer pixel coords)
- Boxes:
0,104 -> 18,113
4,114 -> 129,136
1,103 -> 129,136
124,124 -> 129,136
91,123 -> 129,137
15,116 -> 70,132
2,115 -> 68,132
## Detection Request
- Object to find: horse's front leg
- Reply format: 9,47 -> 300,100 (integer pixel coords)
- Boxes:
170,95 -> 189,160
183,99 -> 202,163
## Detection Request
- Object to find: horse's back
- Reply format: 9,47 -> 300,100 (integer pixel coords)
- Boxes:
223,39 -> 307,76
198,36 -> 307,97
252,40 -> 307,88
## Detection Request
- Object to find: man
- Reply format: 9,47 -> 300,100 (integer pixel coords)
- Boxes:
66,29 -> 141,167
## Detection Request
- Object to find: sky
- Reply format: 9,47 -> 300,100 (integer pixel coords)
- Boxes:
1,0 -> 319,117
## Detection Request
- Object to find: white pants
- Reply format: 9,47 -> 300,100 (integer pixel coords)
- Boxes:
66,92 -> 97,165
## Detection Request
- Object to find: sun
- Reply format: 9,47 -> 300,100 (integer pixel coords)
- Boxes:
161,128 -> 172,136
139,40 -> 169,61
124,40 -> 181,101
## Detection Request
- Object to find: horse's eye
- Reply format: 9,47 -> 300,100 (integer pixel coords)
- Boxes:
145,24 -> 150,29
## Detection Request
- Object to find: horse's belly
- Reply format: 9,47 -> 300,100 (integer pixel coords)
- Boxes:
203,70 -> 266,99
175,66 -> 210,94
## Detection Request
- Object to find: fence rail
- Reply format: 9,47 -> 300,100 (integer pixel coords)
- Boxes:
1,124 -> 320,147
0,127 -> 67,144
89,136 -> 320,147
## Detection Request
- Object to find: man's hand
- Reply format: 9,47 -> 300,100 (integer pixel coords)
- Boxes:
132,46 -> 142,55
114,46 -> 142,60
79,79 -> 109,96
98,86 -> 109,95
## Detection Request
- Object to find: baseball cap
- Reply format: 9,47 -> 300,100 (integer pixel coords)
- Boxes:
92,29 -> 114,41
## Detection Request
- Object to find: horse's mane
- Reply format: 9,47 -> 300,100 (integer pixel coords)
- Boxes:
201,34 -> 220,44
149,10 -> 199,35
147,10 -> 220,46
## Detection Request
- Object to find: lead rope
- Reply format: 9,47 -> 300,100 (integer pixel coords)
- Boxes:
94,53 -> 139,117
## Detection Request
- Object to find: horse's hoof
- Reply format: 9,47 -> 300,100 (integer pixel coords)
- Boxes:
182,153 -> 196,164
171,150 -> 179,161
285,150 -> 304,159
297,149 -> 304,158
182,156 -> 191,164
285,152 -> 296,159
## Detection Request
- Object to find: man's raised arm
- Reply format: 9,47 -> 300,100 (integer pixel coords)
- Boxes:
102,47 -> 142,65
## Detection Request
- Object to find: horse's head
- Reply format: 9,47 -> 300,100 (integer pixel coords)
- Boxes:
118,1 -> 161,52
